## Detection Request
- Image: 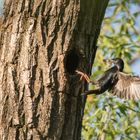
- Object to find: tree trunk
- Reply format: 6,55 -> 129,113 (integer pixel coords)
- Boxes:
0,0 -> 109,139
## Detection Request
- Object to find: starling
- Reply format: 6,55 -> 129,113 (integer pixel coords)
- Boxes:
76,58 -> 140,100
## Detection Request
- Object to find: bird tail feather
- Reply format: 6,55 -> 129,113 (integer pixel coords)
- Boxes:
81,89 -> 101,96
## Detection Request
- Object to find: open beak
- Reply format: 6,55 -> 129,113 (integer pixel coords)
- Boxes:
103,59 -> 114,65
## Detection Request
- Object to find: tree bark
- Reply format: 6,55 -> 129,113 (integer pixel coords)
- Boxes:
0,0 -> 109,139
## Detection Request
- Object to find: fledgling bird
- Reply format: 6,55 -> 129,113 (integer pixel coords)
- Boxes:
76,58 -> 140,100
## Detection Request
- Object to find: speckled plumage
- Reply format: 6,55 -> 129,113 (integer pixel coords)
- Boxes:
77,58 -> 140,100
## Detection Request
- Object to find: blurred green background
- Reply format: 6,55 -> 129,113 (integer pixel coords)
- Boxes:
82,0 -> 140,140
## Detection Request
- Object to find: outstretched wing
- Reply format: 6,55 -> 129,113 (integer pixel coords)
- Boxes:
110,72 -> 140,100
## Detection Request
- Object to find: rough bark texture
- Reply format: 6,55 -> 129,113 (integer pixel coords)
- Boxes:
0,0 -> 109,139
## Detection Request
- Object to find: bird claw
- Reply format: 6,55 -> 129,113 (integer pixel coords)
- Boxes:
76,70 -> 91,83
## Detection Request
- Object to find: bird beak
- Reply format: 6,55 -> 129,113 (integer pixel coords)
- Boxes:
103,59 -> 114,65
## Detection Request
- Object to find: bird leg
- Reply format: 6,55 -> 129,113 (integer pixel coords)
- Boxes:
76,70 -> 97,84
76,70 -> 90,83
76,70 -> 101,96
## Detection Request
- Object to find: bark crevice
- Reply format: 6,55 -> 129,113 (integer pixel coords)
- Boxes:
0,0 -> 109,139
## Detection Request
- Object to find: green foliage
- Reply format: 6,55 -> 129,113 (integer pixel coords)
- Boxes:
82,0 -> 140,139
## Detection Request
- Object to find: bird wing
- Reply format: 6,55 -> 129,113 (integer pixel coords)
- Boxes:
110,72 -> 140,100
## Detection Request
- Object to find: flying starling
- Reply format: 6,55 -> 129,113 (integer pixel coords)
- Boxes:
76,58 -> 140,100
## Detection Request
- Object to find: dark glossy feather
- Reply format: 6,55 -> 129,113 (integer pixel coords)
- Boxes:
96,67 -> 118,93
78,58 -> 140,100
82,67 -> 118,95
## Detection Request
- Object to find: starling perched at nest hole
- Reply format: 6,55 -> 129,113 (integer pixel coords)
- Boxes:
76,58 -> 140,100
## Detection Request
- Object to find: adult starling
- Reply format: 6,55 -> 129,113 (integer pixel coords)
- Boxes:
76,58 -> 140,100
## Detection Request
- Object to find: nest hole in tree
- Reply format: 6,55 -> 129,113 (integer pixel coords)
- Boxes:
65,49 -> 80,75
